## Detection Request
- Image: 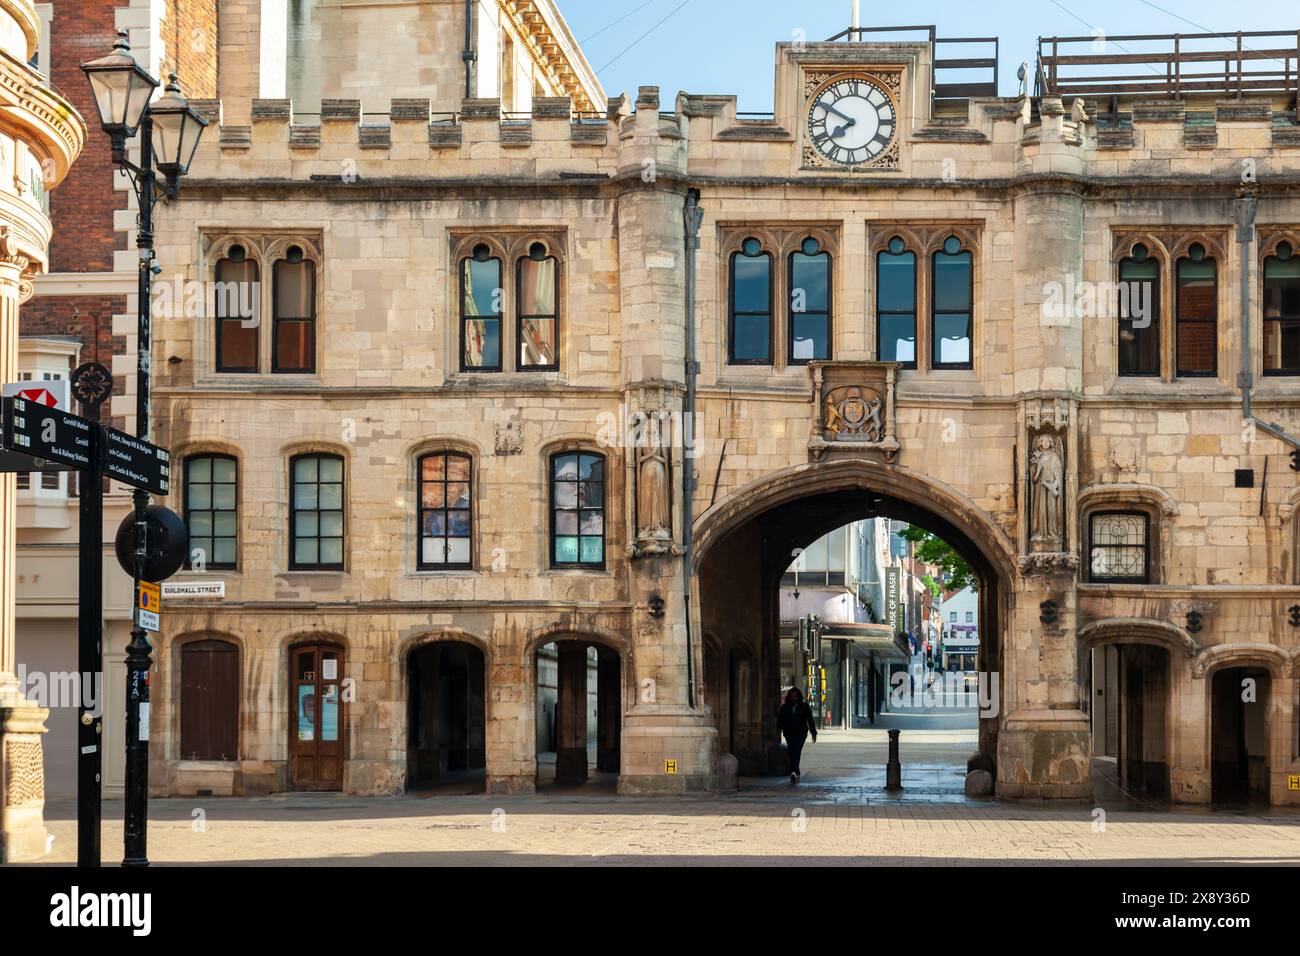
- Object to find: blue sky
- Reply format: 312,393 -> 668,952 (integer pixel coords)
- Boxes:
556,0 -> 1295,110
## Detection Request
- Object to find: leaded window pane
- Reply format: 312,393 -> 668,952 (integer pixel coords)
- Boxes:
1089,512 -> 1148,582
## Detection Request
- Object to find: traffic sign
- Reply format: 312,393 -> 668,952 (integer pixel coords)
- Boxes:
101,425 -> 170,496
137,581 -> 160,632
1,396 -> 95,470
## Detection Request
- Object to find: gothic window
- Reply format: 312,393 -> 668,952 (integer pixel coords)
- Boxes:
272,245 -> 316,373
215,245 -> 259,372
1175,244 -> 1217,377
1264,241 -> 1300,376
788,237 -> 831,364
205,236 -> 320,377
1118,244 -> 1160,376
517,243 -> 559,370
729,237 -> 773,364
290,454 -> 345,570
1088,511 -> 1149,584
550,452 -> 605,568
418,452 -> 472,569
876,236 -> 917,368
184,454 -> 238,570
461,244 -> 503,372
931,235 -> 972,369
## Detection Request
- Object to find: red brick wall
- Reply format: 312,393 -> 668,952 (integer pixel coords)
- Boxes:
19,296 -> 124,372
24,2 -> 129,402
44,0 -> 128,274
162,0 -> 218,99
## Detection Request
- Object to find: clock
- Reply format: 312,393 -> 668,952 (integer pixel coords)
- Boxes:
806,74 -> 897,166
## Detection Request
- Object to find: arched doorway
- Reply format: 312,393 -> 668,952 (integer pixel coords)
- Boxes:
406,641 -> 486,792
1211,666 -> 1271,805
534,639 -> 621,789
695,461 -> 1013,790
1088,643 -> 1170,800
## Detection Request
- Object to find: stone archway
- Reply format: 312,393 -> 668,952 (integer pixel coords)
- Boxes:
693,459 -> 1017,786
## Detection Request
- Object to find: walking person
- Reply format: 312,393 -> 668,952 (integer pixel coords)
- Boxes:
778,687 -> 817,783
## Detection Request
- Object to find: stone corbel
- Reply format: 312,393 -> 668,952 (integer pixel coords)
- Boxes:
1017,551 -> 1079,582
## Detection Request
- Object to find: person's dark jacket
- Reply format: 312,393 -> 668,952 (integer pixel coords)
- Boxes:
777,700 -> 817,741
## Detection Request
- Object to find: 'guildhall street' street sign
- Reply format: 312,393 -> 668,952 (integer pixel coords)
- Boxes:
1,396 -> 95,470
101,426 -> 170,496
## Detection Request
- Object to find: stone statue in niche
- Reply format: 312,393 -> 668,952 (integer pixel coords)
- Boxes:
1030,432 -> 1064,551
636,441 -> 671,541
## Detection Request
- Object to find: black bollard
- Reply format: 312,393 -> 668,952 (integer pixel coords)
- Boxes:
885,728 -> 902,791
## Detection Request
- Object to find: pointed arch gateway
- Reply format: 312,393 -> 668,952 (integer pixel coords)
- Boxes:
693,459 -> 1017,783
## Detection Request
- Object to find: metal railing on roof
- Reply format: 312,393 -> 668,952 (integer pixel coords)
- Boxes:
1036,29 -> 1300,104
826,24 -> 1000,108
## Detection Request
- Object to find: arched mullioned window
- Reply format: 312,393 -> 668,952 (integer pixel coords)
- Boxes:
517,242 -> 558,370
180,639 -> 239,760
290,453 -> 345,570
1118,243 -> 1160,376
215,246 -> 259,372
418,452 -> 472,569
788,236 -> 831,364
876,235 -> 917,368
460,243 -> 503,372
931,235 -> 972,370
1175,242 -> 1217,377
184,454 -> 238,570
1264,240 -> 1300,376
550,451 -> 605,568
729,237 -> 773,364
272,245 -> 317,373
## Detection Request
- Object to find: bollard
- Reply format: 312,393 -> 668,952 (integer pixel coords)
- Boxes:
885,728 -> 902,791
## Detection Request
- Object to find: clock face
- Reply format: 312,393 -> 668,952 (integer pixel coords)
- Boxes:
806,75 -> 896,166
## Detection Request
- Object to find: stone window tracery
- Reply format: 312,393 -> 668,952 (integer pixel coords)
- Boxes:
721,226 -> 838,370
453,232 -> 565,374
870,225 -> 979,372
204,234 -> 322,377
1111,232 -> 1226,383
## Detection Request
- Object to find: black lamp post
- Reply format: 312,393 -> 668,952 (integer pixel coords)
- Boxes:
81,31 -> 207,868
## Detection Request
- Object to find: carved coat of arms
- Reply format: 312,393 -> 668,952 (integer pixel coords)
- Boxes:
808,361 -> 900,462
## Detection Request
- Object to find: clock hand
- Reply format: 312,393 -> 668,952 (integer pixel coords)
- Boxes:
831,117 -> 857,139
820,102 -> 853,124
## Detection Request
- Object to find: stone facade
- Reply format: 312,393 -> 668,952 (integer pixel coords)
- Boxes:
140,15 -> 1300,805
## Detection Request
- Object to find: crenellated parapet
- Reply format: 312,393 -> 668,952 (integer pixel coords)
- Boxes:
183,93 -> 682,183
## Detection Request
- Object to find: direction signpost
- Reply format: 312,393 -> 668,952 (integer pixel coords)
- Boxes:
2,363 -> 184,867
101,426 -> 170,496
2,396 -> 96,471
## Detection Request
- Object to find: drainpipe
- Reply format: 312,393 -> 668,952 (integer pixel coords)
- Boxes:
1235,189 -> 1300,451
682,188 -> 703,709
463,0 -> 478,99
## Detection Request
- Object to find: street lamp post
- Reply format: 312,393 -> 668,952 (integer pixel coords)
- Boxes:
81,31 -> 207,868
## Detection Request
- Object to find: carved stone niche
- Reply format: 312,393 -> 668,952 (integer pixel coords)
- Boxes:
808,361 -> 900,462
1024,396 -> 1070,555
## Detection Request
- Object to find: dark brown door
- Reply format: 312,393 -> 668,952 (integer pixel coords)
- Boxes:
180,639 -> 239,760
290,643 -> 345,791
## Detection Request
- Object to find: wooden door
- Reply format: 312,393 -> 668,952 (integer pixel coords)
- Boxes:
180,639 -> 239,760
290,643 -> 345,790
